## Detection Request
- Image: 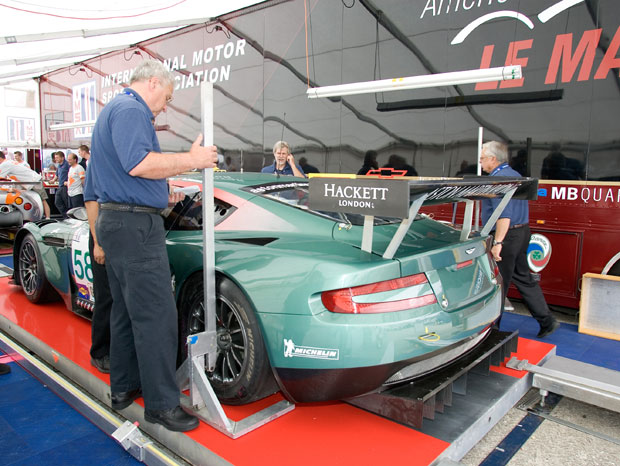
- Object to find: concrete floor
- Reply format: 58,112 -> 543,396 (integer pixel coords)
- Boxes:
460,301 -> 620,466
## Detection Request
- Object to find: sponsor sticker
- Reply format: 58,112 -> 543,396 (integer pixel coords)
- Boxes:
283,339 -> 339,360
527,233 -> 552,272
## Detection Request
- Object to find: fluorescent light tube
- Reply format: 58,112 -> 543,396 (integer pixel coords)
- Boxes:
307,65 -> 522,99
49,122 -> 96,131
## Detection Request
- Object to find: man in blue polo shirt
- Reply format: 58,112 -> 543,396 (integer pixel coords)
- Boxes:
261,140 -> 305,177
89,60 -> 218,432
54,151 -> 70,217
480,141 -> 559,338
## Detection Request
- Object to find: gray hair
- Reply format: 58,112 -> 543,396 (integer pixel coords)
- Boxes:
273,140 -> 290,154
482,141 -> 508,163
130,60 -> 175,87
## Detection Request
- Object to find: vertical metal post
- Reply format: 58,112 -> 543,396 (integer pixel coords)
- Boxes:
201,82 -> 217,373
178,81 -> 294,436
475,126 -> 483,231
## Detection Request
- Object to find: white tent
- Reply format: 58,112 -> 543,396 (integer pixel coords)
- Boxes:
0,0 -> 264,85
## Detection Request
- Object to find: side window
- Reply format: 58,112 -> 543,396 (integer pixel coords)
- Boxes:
164,193 -> 236,231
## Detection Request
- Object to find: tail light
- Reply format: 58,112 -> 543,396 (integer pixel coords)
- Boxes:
23,203 -> 32,211
456,259 -> 473,269
321,273 -> 437,314
486,250 -> 500,281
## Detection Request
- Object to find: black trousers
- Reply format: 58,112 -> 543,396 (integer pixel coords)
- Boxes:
96,209 -> 180,411
497,225 -> 555,329
88,233 -> 111,360
69,194 -> 85,209
54,185 -> 69,217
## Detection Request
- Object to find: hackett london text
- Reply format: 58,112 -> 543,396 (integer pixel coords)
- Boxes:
323,184 -> 389,201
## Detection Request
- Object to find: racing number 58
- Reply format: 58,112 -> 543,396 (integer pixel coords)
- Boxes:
73,249 -> 93,282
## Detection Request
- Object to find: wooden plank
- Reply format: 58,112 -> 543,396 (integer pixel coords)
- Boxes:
579,273 -> 620,341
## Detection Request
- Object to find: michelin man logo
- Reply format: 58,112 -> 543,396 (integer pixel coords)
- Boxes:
284,339 -> 295,358
283,339 -> 339,360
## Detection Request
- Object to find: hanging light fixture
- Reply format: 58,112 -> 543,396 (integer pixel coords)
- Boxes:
306,65 -> 522,99
49,122 -> 95,131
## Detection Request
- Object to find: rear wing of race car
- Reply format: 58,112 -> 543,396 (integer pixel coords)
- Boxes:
308,175 -> 538,259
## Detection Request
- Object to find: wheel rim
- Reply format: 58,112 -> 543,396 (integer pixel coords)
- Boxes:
188,293 -> 249,385
19,241 -> 40,296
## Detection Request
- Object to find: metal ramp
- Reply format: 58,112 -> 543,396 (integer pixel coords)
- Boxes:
507,355 -> 620,413
346,328 -> 519,429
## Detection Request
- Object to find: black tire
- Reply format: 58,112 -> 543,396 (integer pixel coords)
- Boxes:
179,274 -> 278,405
17,234 -> 57,303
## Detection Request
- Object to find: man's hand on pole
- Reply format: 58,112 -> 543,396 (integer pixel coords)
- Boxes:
190,134 -> 219,170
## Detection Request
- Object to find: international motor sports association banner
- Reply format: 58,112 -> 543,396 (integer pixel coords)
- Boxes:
72,80 -> 97,138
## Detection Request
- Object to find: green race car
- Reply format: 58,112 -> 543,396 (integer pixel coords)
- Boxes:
12,172 -> 528,404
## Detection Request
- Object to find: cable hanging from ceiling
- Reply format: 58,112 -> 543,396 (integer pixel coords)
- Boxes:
0,0 -> 187,20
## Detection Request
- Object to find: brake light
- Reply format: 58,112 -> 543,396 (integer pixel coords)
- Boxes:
321,273 -> 437,314
23,203 -> 32,211
456,259 -> 473,269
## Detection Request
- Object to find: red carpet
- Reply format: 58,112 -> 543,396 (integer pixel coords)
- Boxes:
0,277 -> 552,465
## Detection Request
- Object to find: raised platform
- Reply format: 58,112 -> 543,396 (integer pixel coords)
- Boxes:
0,277 -> 555,465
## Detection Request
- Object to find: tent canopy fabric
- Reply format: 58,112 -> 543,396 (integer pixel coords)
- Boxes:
0,0 -> 263,84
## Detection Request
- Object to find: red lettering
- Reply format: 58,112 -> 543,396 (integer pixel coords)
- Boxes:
476,45 -> 498,91
476,40 -> 531,91
594,26 -> 620,79
545,29 -> 601,84
500,39 -> 532,88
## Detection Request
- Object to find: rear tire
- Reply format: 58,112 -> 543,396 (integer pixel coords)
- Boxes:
178,274 -> 278,405
17,234 -> 57,303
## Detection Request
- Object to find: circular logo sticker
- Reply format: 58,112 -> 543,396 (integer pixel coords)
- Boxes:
527,233 -> 552,272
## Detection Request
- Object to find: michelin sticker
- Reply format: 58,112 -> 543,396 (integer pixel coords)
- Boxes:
527,233 -> 552,273
283,339 -> 339,360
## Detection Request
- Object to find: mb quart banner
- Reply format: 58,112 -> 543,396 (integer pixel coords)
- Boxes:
309,178 -> 410,218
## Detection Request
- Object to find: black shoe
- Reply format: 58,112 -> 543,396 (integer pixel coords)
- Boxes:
144,406 -> 199,432
0,362 -> 10,375
111,388 -> 142,410
90,355 -> 110,374
537,319 -> 560,338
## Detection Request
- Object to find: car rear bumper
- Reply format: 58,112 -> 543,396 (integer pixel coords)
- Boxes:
274,325 -> 494,403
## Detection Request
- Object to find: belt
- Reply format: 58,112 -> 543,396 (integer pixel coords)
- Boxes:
509,223 -> 527,229
100,202 -> 163,215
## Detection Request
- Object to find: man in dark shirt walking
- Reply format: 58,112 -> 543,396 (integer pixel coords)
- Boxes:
480,141 -> 559,338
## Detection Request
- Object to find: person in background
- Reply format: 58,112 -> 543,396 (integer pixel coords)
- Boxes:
13,151 -> 30,168
298,157 -> 319,174
84,162 -> 112,374
480,141 -> 560,338
66,153 -> 85,209
383,154 -> 418,176
357,150 -> 378,175
89,59 -> 218,432
78,145 -> 90,170
262,141 -> 305,177
54,151 -> 70,217
0,152 -> 51,219
225,155 -> 238,172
